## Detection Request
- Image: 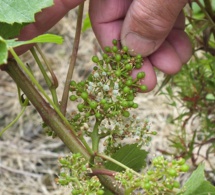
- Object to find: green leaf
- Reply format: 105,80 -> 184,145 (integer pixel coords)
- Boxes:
206,93 -> 215,101
0,22 -> 27,39
182,164 -> 215,195
0,37 -> 8,64
6,34 -> 63,48
105,144 -> 148,172
0,34 -> 63,65
82,14 -> 92,32
0,0 -> 54,24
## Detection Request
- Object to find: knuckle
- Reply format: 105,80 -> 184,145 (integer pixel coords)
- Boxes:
128,0 -> 177,40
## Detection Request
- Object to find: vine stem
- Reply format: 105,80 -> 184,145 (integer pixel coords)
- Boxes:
9,48 -> 64,121
3,60 -> 125,195
3,59 -> 90,158
91,119 -> 101,152
30,46 -> 59,107
60,3 -> 84,115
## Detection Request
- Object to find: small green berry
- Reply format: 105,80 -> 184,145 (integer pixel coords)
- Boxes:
127,101 -> 134,107
102,53 -> 108,59
73,114 -> 81,120
135,63 -> 142,69
95,112 -> 102,119
100,99 -> 107,104
92,56 -> 99,63
143,182 -> 151,190
81,92 -> 88,100
70,80 -> 76,86
125,79 -> 133,86
78,81 -> 85,87
125,63 -> 133,71
93,66 -> 98,71
115,54 -> 122,62
122,46 -> 128,52
123,54 -> 128,59
99,60 -> 104,65
112,39 -> 118,46
103,103 -> 110,110
81,165 -> 87,171
166,184 -> 174,190
111,111 -> 118,116
151,131 -> 157,135
167,168 -> 177,177
137,72 -> 145,80
121,100 -> 128,108
126,94 -> 134,101
69,95 -> 77,101
123,86 -> 130,94
89,101 -> 98,109
173,181 -> 180,188
122,111 -> 130,117
180,164 -> 190,172
115,69 -> 122,77
147,170 -> 153,175
77,104 -> 84,112
178,158 -> 186,165
132,103 -> 138,108
136,54 -> 142,59
139,85 -> 147,91
104,46 -> 111,52
112,46 -> 118,53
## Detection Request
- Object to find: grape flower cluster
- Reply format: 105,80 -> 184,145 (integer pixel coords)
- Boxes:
114,156 -> 190,195
69,39 -> 156,154
58,40 -> 191,194
57,153 -> 104,195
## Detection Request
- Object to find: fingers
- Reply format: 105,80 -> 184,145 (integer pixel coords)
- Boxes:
148,12 -> 192,74
89,0 -> 132,48
90,0 -> 191,91
131,58 -> 157,91
16,0 -> 84,55
121,0 -> 188,56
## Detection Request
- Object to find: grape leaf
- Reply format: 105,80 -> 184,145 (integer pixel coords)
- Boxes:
181,164 -> 215,195
105,144 -> 148,172
0,37 -> 8,64
6,34 -> 63,48
0,34 -> 63,65
82,14 -> 91,32
0,0 -> 53,24
0,22 -> 27,39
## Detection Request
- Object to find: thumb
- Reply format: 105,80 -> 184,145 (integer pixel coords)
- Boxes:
121,0 -> 188,56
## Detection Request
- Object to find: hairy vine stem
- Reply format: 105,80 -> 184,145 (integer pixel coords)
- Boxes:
60,3 -> 85,115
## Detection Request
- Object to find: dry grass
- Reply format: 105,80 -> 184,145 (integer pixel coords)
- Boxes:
0,4 -> 214,195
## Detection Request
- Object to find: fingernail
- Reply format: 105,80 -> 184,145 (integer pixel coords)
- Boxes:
123,32 -> 156,57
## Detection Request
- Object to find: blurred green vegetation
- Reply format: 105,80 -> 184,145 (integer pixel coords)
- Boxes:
160,0 -> 215,183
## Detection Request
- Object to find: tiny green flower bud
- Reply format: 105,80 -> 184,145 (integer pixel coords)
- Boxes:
122,46 -> 128,52
137,72 -> 145,80
112,39 -> 118,46
69,95 -> 77,101
89,101 -> 98,109
115,54 -> 122,62
92,56 -> 99,63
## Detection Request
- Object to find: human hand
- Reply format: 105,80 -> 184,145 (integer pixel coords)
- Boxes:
15,0 -> 85,55
89,0 -> 193,91
17,0 -> 192,92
